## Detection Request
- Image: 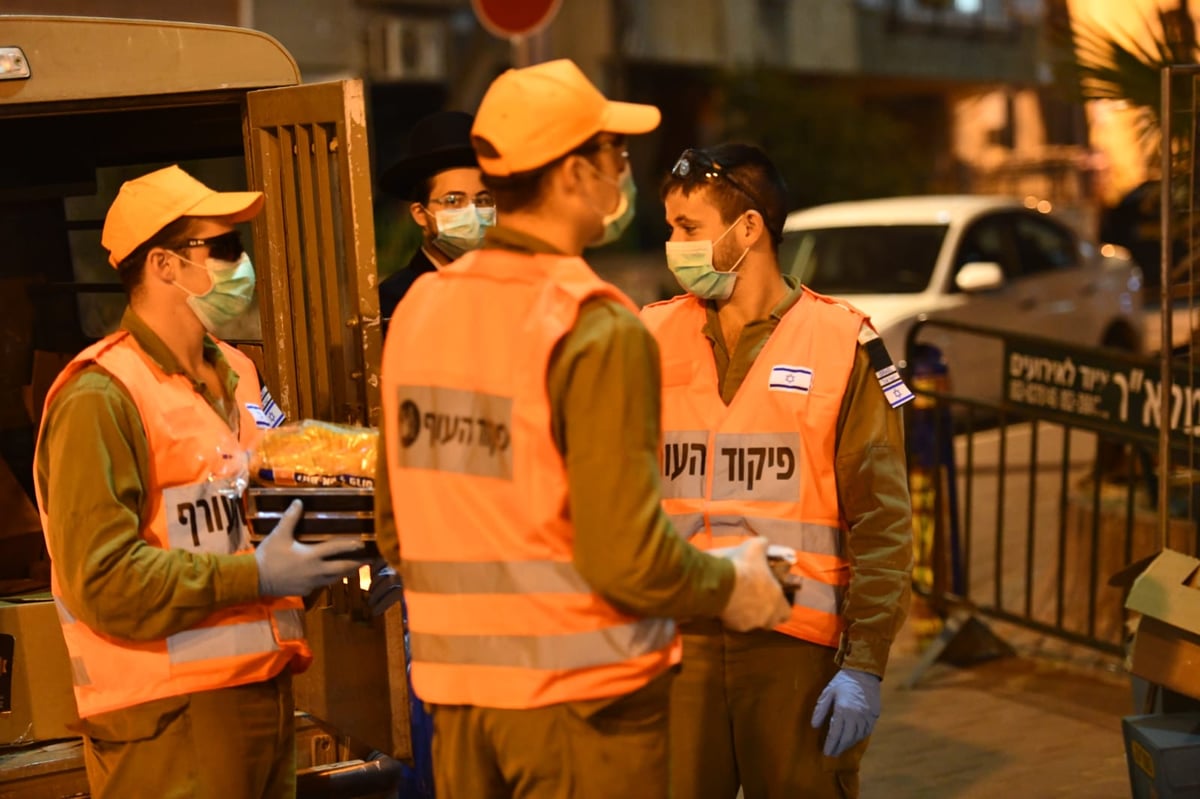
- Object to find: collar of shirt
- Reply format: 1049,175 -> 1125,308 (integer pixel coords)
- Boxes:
700,273 -> 804,349
119,307 -> 240,402
483,225 -> 565,255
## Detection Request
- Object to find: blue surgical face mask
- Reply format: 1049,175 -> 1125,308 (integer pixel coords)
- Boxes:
664,215 -> 749,301
432,204 -> 495,260
589,167 -> 638,248
174,252 -> 256,331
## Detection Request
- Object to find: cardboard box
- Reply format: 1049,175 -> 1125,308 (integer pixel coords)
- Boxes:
0,596 -> 79,745
1123,713 -> 1200,798
1126,549 -> 1200,701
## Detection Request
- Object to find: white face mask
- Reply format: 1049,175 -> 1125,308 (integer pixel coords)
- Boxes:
431,204 -> 496,260
588,166 -> 638,248
663,215 -> 749,300
173,252 -> 256,331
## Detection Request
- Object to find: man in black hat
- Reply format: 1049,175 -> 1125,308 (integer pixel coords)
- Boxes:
377,110 -> 495,326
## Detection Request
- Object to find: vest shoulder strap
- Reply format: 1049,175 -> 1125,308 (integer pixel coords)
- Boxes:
800,286 -> 867,322
639,293 -> 703,334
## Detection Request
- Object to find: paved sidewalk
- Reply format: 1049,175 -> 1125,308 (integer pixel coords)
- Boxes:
861,616 -> 1133,798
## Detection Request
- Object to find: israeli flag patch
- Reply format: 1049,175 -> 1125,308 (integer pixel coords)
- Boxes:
768,364 -> 813,394
247,385 -> 287,429
859,323 -> 914,409
877,367 -> 915,409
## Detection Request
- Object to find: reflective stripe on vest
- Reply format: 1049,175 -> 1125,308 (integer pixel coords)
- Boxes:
669,513 -> 842,558
403,560 -> 674,670
166,609 -> 305,664
35,332 -> 310,718
384,250 -> 678,709
411,617 -> 676,671
644,290 -> 861,648
403,560 -> 591,595
794,578 -> 844,616
709,516 -> 842,558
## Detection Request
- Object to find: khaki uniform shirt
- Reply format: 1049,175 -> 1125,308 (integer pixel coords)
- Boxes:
703,277 -> 912,675
35,309 -> 261,641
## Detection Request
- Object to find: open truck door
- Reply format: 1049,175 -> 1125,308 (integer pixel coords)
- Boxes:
244,77 -> 413,777
0,16 -> 407,797
244,79 -> 382,427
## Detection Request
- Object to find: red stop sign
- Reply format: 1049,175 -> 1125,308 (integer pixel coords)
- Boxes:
471,0 -> 562,38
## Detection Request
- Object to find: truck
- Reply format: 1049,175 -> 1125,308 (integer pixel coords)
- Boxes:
0,15 -> 410,798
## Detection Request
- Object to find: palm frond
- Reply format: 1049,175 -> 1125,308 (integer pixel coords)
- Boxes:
1068,5 -> 1200,165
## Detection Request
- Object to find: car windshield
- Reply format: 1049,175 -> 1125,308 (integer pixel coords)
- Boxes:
779,224 -> 948,294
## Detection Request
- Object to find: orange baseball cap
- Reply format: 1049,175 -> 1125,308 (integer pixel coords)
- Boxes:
101,165 -> 265,267
471,59 -> 660,177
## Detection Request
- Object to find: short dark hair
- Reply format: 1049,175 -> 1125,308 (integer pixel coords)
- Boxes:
115,216 -> 196,296
660,143 -> 789,250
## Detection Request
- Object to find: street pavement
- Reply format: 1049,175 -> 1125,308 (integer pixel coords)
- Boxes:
861,617 -> 1132,798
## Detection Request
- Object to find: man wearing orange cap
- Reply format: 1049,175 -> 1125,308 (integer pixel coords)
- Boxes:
33,165 -> 368,798
376,59 -> 791,799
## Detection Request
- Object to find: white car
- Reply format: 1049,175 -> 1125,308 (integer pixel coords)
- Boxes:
781,195 -> 1144,403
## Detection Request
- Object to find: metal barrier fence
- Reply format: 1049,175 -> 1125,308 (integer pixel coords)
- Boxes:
903,318 -> 1200,683
1160,64 -> 1200,545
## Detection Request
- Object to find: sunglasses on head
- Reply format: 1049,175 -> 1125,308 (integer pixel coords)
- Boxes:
178,230 -> 245,263
671,148 -> 764,212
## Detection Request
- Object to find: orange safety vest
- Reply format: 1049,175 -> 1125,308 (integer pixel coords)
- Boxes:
35,331 -> 310,718
382,249 -> 678,710
641,289 -> 864,648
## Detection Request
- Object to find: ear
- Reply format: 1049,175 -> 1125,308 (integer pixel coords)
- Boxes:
409,202 -> 430,228
558,154 -> 591,196
144,247 -> 177,284
741,210 -> 768,249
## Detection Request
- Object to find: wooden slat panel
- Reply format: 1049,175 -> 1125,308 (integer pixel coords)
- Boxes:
291,122 -> 334,419
245,80 -> 382,426
311,122 -> 350,421
333,81 -> 382,426
248,123 -> 301,420
275,124 -> 316,420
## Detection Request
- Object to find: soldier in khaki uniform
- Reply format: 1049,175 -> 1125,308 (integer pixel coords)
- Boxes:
644,143 -> 914,799
375,61 -> 792,799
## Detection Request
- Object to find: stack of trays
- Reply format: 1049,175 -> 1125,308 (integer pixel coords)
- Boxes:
244,487 -> 375,553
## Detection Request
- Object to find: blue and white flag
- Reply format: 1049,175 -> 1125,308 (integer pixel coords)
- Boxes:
768,364 -> 813,394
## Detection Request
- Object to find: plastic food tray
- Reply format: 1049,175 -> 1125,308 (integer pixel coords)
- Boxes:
244,486 -> 375,551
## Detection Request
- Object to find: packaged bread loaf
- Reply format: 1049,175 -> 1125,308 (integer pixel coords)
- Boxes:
251,420 -> 377,489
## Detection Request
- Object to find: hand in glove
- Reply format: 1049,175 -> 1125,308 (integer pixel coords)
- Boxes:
366,558 -> 405,616
810,668 -> 882,757
718,536 -> 793,632
255,500 -> 371,597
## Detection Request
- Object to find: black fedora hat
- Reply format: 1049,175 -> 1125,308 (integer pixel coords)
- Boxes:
379,110 -> 479,199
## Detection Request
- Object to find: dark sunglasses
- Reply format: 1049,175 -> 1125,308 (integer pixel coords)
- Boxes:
671,148 -> 764,212
178,230 -> 245,263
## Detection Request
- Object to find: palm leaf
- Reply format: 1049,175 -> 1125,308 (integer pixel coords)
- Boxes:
1067,5 -> 1199,164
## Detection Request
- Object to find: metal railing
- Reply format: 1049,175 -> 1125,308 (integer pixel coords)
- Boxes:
904,318 -> 1200,676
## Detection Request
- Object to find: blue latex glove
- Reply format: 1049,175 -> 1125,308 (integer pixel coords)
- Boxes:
810,668 -> 881,757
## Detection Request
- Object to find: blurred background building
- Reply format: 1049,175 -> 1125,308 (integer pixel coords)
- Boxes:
3,0 -> 1190,264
